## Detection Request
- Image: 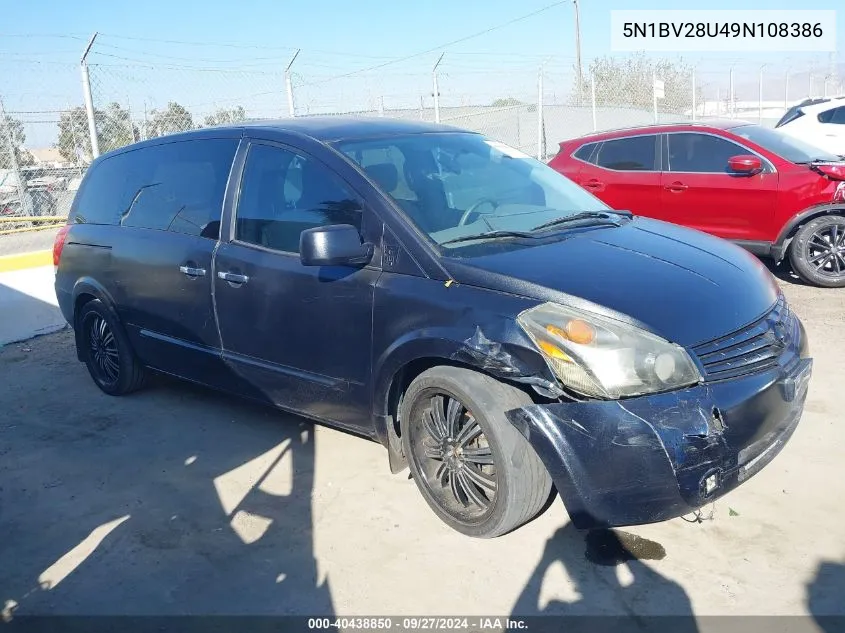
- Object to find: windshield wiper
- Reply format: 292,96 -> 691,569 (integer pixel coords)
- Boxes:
440,230 -> 538,246
529,210 -> 628,233
796,157 -> 841,164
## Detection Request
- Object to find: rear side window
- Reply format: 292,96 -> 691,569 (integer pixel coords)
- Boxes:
573,142 -> 598,163
594,136 -> 656,171
71,138 -> 237,239
120,139 -> 237,239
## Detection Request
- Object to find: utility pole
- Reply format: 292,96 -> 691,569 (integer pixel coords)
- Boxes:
80,32 -> 100,159
432,52 -> 444,124
285,49 -> 300,118
573,0 -> 583,99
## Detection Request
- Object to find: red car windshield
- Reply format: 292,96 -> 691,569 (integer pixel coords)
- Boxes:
731,124 -> 841,164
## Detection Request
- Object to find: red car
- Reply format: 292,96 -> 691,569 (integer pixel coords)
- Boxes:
549,121 -> 845,287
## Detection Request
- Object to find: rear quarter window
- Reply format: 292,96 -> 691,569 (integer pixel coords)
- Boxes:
70,156 -> 132,225
572,142 -> 598,163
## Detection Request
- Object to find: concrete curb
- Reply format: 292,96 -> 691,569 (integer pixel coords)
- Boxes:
0,250 -> 52,273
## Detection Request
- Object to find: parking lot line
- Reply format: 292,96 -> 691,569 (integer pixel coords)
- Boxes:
0,249 -> 52,273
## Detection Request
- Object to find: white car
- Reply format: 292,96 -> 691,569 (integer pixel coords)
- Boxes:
775,96 -> 845,157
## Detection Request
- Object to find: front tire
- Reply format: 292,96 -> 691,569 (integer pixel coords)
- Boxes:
789,215 -> 845,288
77,299 -> 146,396
400,366 -> 552,538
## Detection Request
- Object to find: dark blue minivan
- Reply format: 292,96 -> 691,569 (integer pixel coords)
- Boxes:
54,117 -> 812,537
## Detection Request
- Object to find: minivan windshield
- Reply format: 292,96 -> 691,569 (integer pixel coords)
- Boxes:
335,133 -> 616,250
731,124 -> 841,163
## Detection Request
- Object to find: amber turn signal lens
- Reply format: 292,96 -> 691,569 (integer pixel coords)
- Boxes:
565,319 -> 596,345
538,340 -> 572,361
545,320 -> 596,345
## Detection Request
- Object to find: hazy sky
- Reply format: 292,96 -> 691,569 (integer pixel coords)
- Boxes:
1,0 -> 843,146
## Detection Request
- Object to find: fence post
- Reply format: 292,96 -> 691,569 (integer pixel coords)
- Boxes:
729,67 -> 734,118
80,32 -> 100,159
537,64 -> 544,160
784,71 -> 789,108
126,100 -> 136,143
0,95 -> 30,215
432,53 -> 444,124
691,68 -> 696,121
652,69 -> 658,123
285,49 -> 300,118
591,72 -> 597,131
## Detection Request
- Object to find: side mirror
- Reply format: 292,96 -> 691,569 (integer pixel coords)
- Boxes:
728,154 -> 763,175
300,224 -> 373,267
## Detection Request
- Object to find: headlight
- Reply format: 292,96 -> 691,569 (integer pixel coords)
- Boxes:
517,302 -> 701,399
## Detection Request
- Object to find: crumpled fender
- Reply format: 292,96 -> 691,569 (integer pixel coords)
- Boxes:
506,385 -> 728,528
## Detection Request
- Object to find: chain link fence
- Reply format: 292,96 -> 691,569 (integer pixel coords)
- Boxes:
2,52 -> 842,233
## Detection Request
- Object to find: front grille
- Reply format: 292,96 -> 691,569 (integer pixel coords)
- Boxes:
692,296 -> 797,381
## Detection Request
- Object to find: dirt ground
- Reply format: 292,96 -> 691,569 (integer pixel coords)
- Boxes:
1,263 -> 844,625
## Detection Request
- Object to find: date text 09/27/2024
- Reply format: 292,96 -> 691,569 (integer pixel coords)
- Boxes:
307,617 -> 528,630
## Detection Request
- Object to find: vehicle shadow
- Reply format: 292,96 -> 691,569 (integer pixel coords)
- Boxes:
762,258 -> 810,286
807,560 -> 845,633
0,321 -> 334,616
510,523 -> 699,632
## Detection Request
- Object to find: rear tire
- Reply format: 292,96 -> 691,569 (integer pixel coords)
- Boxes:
789,215 -> 845,288
77,299 -> 146,396
400,366 -> 552,538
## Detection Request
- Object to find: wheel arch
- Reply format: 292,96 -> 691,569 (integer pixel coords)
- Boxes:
371,329 -> 558,474
773,204 -> 845,259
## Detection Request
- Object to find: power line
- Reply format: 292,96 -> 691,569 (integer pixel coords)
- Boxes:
96,33 -> 399,60
298,0 -> 568,87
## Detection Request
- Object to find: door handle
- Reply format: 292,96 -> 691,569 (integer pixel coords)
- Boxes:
584,179 -> 604,189
179,265 -> 207,277
217,271 -> 249,284
664,182 -> 688,192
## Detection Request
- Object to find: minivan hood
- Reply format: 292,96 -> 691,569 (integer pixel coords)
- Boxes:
442,217 -> 779,347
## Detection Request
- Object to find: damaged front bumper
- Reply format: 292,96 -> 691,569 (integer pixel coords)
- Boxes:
506,355 -> 813,529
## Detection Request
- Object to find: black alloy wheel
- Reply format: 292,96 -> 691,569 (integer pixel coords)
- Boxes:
400,366 -> 552,538
77,299 -> 147,396
410,392 -> 498,520
85,313 -> 120,386
789,215 -> 845,288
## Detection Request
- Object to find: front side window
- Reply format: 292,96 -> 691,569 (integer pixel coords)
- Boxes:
336,133 -> 613,253
665,133 -> 745,173
235,144 -> 362,253
595,136 -> 657,171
